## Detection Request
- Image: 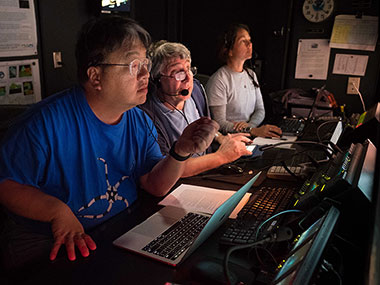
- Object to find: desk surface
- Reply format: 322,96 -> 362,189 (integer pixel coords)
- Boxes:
0,148 -> 307,285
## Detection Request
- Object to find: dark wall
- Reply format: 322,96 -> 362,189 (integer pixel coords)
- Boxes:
33,0 -> 379,115
36,0 -> 92,98
178,0 -> 292,94
178,0 -> 380,114
286,0 -> 380,114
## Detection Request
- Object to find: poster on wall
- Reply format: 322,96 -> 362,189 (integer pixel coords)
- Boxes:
0,0 -> 38,57
332,54 -> 368,76
330,15 -> 378,51
0,59 -> 41,105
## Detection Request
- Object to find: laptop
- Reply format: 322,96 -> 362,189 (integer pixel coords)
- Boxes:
113,172 -> 261,266
284,120 -> 343,166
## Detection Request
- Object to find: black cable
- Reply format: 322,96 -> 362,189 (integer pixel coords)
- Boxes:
322,259 -> 343,285
259,140 -> 336,154
223,237 -> 271,285
164,99 -> 191,125
223,227 -> 294,284
279,160 -> 302,180
142,112 -> 160,147
316,120 -> 340,143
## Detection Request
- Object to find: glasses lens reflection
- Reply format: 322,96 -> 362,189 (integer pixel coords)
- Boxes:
129,58 -> 152,76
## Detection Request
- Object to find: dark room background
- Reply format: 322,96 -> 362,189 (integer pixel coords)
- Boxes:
2,0 -> 379,117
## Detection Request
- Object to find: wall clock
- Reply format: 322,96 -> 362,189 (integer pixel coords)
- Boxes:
302,0 -> 335,23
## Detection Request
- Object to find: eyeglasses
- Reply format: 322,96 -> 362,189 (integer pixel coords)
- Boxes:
95,58 -> 152,77
160,66 -> 197,82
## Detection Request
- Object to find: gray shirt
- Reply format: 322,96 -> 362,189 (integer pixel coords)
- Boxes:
147,94 -> 204,156
206,66 -> 265,133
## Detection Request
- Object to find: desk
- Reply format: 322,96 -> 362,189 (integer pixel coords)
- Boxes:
0,148 -> 307,285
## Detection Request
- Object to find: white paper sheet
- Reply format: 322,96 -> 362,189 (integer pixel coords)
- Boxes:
332,54 -> 368,76
158,184 -> 251,219
330,15 -> 378,51
0,0 -> 38,56
251,136 -> 298,149
295,39 -> 331,80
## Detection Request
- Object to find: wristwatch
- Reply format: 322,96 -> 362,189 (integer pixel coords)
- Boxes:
169,141 -> 191,161
243,126 -> 252,133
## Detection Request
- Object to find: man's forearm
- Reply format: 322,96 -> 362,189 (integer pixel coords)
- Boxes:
0,179 -> 70,223
140,155 -> 188,196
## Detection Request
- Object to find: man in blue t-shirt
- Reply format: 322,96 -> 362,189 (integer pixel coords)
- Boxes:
0,16 -> 217,268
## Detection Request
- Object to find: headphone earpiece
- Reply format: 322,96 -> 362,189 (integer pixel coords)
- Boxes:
155,77 -> 161,88
151,76 -> 160,88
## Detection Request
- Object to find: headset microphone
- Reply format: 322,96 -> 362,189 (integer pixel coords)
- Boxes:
180,89 -> 189,96
161,89 -> 189,96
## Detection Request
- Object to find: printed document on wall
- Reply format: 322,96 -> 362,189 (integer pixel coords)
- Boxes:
0,59 -> 41,105
332,54 -> 368,76
0,0 -> 38,57
295,39 -> 330,80
330,15 -> 378,51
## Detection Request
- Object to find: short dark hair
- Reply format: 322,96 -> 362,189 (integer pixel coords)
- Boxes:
75,15 -> 151,84
218,23 -> 250,64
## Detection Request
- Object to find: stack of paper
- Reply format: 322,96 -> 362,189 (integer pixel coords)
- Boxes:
159,184 -> 251,219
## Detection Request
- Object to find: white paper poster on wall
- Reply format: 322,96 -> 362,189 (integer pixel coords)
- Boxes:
330,15 -> 378,51
295,39 -> 331,80
332,54 -> 369,76
0,0 -> 38,57
0,59 -> 41,105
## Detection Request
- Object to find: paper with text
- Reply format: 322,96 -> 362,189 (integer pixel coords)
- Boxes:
295,39 -> 330,80
252,136 -> 297,149
159,184 -> 251,219
332,54 -> 368,76
330,15 -> 378,51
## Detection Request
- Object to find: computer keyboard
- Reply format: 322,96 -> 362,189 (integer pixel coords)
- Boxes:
219,186 -> 296,245
142,212 -> 209,260
278,118 -> 305,136
267,165 -> 304,180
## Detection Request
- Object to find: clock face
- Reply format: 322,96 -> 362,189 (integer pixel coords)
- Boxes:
303,0 -> 335,23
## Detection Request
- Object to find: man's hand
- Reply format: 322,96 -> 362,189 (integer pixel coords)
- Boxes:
49,205 -> 96,261
251,124 -> 282,138
176,117 -> 219,156
216,132 -> 251,145
216,134 -> 252,162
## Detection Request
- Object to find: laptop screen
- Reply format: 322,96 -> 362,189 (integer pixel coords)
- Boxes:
330,120 -> 343,145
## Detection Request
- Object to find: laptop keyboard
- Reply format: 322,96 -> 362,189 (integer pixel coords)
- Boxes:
142,212 -> 210,260
219,186 -> 295,245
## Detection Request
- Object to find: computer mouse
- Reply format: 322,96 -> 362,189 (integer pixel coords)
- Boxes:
190,259 -> 237,285
219,164 -> 244,175
190,258 -> 255,285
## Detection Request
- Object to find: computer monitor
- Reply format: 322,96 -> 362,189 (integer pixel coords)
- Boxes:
101,0 -> 131,14
356,140 -> 376,202
343,139 -> 376,199
365,124 -> 380,285
271,206 -> 340,285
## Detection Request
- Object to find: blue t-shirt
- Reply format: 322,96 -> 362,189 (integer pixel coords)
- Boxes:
0,86 -> 163,230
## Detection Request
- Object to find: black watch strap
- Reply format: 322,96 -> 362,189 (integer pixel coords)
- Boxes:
169,141 -> 191,161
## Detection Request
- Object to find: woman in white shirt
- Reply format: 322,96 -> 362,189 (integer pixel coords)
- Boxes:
206,23 -> 281,138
